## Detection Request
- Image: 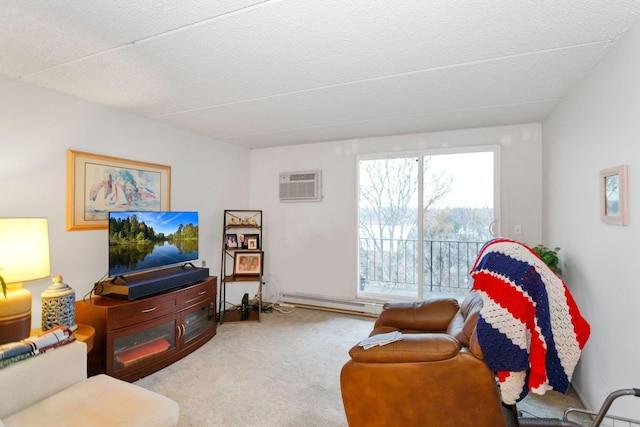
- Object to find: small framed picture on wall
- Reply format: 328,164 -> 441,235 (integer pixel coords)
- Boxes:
600,164 -> 628,226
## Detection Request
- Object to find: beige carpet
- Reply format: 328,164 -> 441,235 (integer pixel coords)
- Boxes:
135,307 -> 585,427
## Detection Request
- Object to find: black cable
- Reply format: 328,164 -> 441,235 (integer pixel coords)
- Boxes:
84,272 -> 108,301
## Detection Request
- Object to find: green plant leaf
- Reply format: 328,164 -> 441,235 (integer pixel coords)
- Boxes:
0,274 -> 6,299
532,244 -> 561,274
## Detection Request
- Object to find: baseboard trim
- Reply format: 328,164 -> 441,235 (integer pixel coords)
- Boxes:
263,300 -> 378,318
279,292 -> 384,317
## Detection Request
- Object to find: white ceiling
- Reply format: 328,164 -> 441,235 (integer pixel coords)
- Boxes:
2,1 -> 640,149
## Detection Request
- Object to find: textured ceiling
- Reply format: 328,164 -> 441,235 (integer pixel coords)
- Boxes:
2,1 -> 640,149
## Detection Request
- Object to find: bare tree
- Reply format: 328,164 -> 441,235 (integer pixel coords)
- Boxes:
359,153 -> 497,296
359,157 -> 418,243
358,157 -> 452,288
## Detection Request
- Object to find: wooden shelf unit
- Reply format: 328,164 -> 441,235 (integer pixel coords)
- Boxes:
219,210 -> 263,324
222,275 -> 261,282
76,276 -> 217,382
220,306 -> 260,323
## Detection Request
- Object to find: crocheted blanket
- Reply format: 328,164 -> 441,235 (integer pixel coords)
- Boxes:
470,238 -> 590,404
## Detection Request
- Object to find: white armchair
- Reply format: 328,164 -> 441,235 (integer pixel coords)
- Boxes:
0,341 -> 179,427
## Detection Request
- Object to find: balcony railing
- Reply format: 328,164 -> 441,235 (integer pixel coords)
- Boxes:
358,238 -> 485,297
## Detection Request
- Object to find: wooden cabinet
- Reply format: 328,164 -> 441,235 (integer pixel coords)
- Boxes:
76,276 -> 217,382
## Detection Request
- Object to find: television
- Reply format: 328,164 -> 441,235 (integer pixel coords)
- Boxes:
108,211 -> 199,278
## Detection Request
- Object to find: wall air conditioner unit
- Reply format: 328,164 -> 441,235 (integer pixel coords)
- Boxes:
279,170 -> 322,202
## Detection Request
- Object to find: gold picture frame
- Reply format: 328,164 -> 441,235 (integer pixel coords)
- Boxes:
600,164 -> 628,226
66,150 -> 171,231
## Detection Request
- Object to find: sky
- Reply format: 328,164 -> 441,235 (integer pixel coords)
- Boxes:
359,150 -> 494,210
427,151 -> 494,209
109,211 -> 198,235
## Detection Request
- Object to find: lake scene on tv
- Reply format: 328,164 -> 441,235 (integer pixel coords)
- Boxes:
109,211 -> 199,277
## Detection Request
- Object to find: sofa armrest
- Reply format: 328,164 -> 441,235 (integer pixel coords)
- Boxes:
0,341 -> 87,419
348,333 -> 461,363
340,344 -> 507,427
374,298 -> 460,332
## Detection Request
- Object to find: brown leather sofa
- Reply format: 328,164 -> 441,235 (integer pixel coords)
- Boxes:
340,292 -> 515,427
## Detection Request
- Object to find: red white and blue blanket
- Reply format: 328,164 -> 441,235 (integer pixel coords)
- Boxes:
470,238 -> 590,404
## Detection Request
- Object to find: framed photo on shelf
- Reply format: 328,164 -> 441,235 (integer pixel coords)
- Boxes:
243,234 -> 260,250
226,233 -> 238,248
233,251 -> 262,275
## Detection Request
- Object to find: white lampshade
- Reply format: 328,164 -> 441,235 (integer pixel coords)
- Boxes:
0,218 -> 50,284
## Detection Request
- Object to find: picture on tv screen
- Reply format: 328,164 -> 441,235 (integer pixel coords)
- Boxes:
108,211 -> 199,277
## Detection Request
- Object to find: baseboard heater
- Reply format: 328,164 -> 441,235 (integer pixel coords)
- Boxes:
280,292 -> 383,316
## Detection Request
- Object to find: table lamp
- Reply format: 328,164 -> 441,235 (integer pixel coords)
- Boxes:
0,218 -> 50,345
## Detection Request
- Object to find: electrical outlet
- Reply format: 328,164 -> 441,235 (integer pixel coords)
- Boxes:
201,260 -> 207,267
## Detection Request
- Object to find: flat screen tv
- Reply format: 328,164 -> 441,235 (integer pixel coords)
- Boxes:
108,211 -> 199,278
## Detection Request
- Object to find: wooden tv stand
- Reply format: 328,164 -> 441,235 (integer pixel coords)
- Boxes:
76,276 -> 217,382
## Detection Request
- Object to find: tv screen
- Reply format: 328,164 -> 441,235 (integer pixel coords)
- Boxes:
108,211 -> 199,278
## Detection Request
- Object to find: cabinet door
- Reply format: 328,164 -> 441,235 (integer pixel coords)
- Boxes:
107,315 -> 179,376
180,299 -> 216,347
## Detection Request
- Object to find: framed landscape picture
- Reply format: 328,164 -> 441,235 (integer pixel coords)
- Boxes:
600,164 -> 628,226
66,150 -> 171,231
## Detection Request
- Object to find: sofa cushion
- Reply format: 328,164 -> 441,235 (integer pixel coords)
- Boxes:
2,374 -> 179,427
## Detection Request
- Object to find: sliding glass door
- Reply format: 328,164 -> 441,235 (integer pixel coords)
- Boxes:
358,147 -> 498,300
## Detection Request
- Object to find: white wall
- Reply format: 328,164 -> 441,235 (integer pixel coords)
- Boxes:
0,75 -> 250,328
250,124 -> 542,303
543,23 -> 640,417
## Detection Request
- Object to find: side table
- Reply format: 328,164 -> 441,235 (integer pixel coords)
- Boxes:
74,324 -> 95,353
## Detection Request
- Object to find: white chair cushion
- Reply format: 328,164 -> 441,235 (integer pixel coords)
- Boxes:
2,374 -> 178,427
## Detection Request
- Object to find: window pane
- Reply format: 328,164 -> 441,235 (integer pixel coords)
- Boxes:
423,152 -> 494,297
358,157 -> 419,298
358,148 -> 497,301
